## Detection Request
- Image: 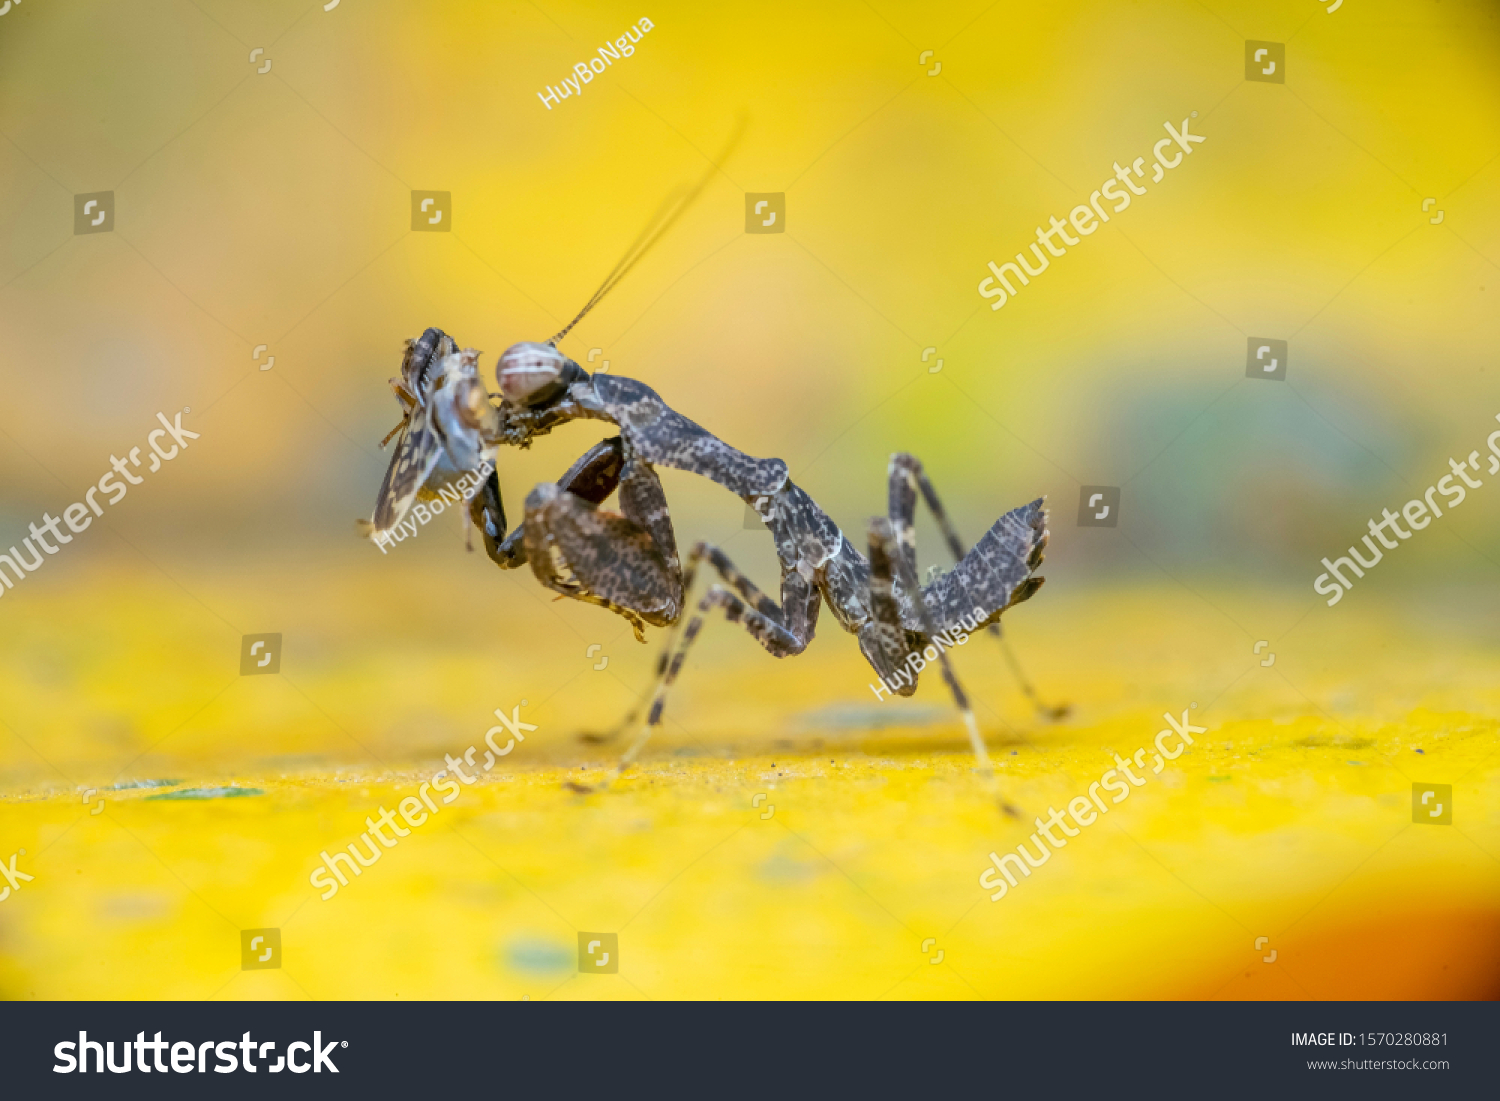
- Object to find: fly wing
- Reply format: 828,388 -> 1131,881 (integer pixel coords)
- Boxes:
369,401 -> 443,534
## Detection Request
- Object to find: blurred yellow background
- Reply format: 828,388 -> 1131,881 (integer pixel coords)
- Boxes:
0,0 -> 1497,999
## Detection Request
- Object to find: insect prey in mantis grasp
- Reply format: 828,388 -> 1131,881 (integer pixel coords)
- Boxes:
360,133 -> 1065,810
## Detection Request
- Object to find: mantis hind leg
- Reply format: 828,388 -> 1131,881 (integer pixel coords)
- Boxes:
859,516 -> 1017,816
579,540 -> 788,744
572,552 -> 817,792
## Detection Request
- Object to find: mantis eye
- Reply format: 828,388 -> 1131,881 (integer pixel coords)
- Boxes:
498,342 -> 574,406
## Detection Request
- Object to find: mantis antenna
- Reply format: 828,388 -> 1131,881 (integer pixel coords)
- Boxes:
547,118 -> 747,347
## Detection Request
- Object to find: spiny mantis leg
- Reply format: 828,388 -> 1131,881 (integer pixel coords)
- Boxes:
519,474 -> 682,643
576,547 -> 815,789
590,575 -> 811,791
578,546 -> 703,745
866,515 -> 1018,817
495,437 -> 629,570
582,540 -> 797,745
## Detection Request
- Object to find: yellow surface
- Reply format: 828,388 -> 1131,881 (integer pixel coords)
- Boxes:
1,570 -> 1496,1000
1,0 -> 1498,1000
